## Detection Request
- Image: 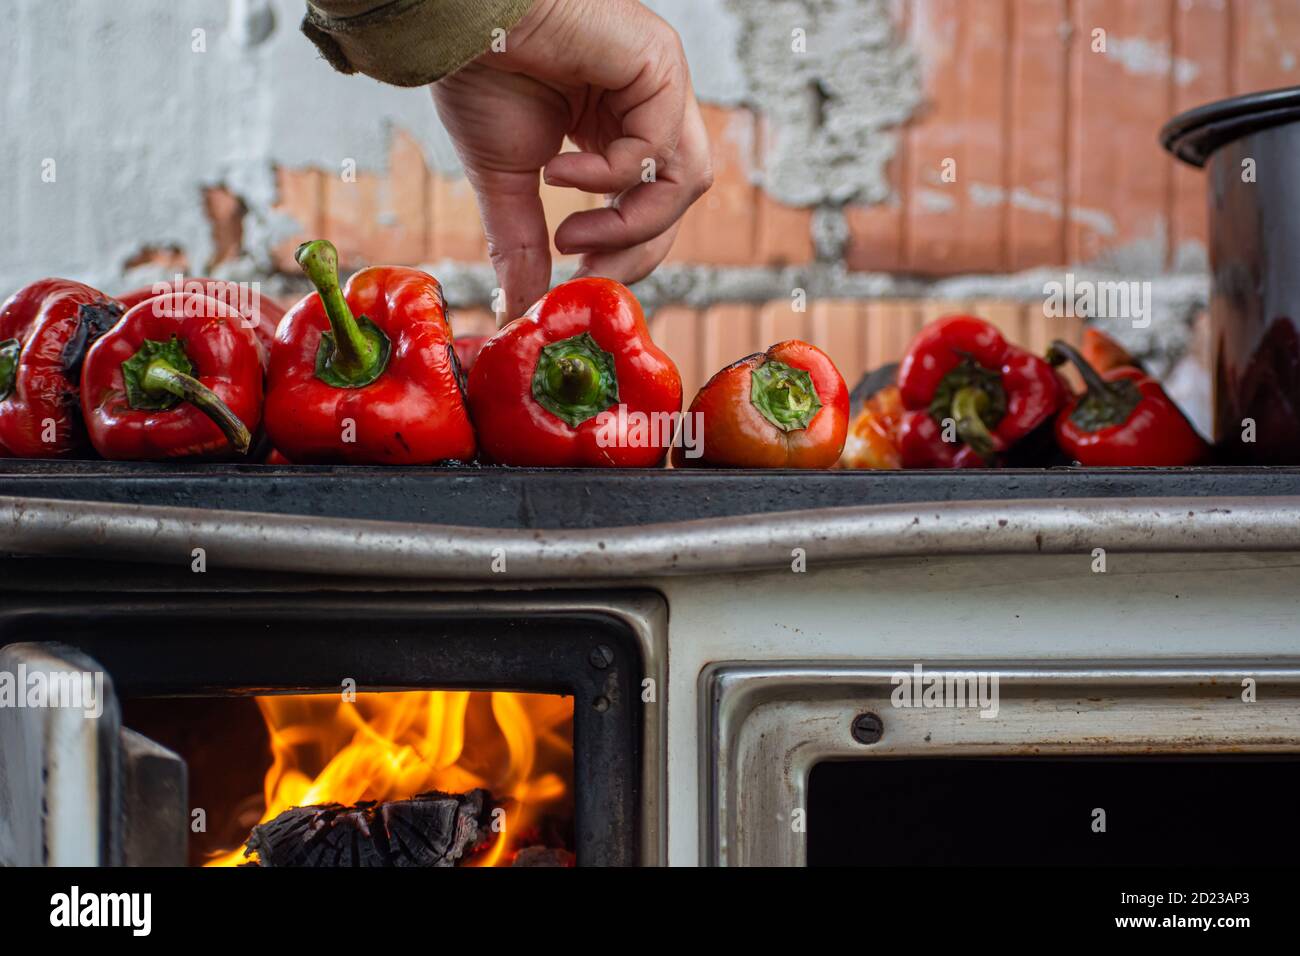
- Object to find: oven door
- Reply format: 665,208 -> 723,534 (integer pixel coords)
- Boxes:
702,662 -> 1300,866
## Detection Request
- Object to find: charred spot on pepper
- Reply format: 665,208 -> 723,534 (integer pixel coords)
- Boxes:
59,300 -> 124,378
750,359 -> 823,432
447,339 -> 468,401
531,332 -> 619,428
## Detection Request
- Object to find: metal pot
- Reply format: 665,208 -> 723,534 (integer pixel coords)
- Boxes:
1163,87 -> 1300,464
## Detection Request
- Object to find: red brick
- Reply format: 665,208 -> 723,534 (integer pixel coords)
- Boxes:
323,169 -> 382,268
668,105 -> 758,266
1170,0 -> 1232,266
370,130 -> 429,266
755,193 -> 815,267
863,300 -> 922,370
808,301 -> 865,387
203,186 -> 245,270
1234,0 -> 1300,93
1006,0 -> 1070,269
428,173 -> 486,263
699,303 -> 761,395
1069,1 -> 1174,265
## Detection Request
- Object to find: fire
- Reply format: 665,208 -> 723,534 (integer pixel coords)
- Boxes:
207,690 -> 573,867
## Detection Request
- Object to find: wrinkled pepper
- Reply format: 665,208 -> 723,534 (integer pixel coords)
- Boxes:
264,240 -> 475,465
840,383 -> 905,470
673,340 -> 848,468
119,277 -> 286,362
897,315 -> 1066,468
80,291 -> 262,459
0,278 -> 124,458
1047,339 -> 1208,466
467,277 -> 682,467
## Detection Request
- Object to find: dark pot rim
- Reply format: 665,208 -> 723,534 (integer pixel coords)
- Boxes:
1161,84 -> 1300,167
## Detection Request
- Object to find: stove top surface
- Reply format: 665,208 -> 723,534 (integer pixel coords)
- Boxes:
3,462 -> 1299,529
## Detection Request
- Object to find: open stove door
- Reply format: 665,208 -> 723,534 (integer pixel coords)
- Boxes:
0,642 -> 187,866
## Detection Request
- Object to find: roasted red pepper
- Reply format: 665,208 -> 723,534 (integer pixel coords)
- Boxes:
673,340 -> 848,468
1048,339 -> 1208,466
264,240 -> 475,465
80,291 -> 262,459
840,384 -> 904,470
897,315 -> 1066,468
467,278 -> 681,467
0,279 -> 124,458
119,278 -> 286,362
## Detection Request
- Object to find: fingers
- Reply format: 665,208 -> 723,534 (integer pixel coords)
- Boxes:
572,221 -> 682,290
538,11 -> 688,195
543,95 -> 682,196
432,69 -> 565,324
468,167 -> 553,323
554,93 -> 712,255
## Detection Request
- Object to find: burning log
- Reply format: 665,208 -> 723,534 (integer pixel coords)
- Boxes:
511,846 -> 575,867
243,789 -> 492,867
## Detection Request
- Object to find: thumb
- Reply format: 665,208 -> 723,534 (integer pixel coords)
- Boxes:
465,167 -> 552,325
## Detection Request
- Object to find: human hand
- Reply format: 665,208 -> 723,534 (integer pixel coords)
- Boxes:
432,0 -> 713,323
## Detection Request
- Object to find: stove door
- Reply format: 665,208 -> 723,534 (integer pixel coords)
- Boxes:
0,642 -> 186,866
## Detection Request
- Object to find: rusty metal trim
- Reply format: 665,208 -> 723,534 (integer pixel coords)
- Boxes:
4,495 -> 1300,580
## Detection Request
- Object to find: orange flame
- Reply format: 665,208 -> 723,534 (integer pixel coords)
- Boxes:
207,690 -> 573,867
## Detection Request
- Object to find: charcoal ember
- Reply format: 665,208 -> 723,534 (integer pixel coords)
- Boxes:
243,789 -> 491,867
511,846 -> 576,867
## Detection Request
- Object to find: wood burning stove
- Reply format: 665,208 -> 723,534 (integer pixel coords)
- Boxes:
0,589 -> 667,867
4,464 -> 1300,867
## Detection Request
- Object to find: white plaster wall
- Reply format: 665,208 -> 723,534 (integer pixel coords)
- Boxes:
0,0 -> 747,297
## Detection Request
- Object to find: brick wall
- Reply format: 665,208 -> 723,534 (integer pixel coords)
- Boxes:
265,0 -> 1300,398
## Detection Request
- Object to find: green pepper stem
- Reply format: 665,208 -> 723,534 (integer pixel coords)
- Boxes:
141,361 -> 251,455
0,338 -> 19,402
1047,338 -> 1143,431
547,355 -> 602,406
531,333 -> 619,427
750,359 -> 822,432
1048,339 -> 1114,398
951,385 -> 996,459
296,239 -> 381,381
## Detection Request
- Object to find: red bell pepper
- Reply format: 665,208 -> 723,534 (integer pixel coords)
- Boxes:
673,340 -> 848,468
897,315 -> 1066,468
264,240 -> 475,465
119,277 -> 285,362
0,278 -> 124,458
80,291 -> 262,459
1047,339 -> 1208,466
467,277 -> 682,467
